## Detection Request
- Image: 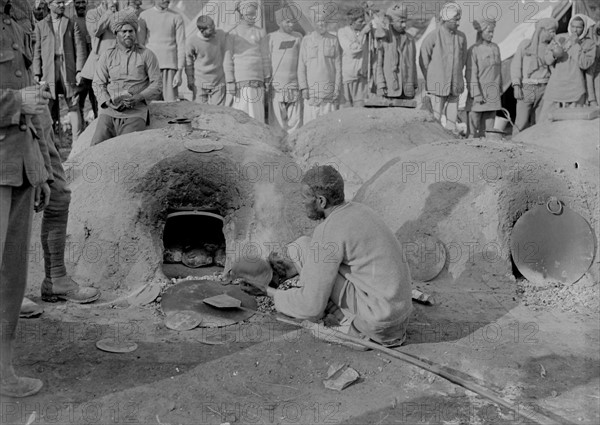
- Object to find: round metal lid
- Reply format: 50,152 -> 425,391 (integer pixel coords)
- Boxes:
510,199 -> 596,286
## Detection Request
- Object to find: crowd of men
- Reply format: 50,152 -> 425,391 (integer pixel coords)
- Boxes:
27,0 -> 600,143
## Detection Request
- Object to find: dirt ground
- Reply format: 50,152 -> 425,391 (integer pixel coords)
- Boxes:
4,110 -> 598,425
3,268 -> 598,425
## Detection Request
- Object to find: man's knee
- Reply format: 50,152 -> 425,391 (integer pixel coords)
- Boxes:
91,115 -> 114,145
120,118 -> 147,135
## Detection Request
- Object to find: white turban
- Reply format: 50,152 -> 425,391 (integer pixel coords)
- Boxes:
440,2 -> 461,22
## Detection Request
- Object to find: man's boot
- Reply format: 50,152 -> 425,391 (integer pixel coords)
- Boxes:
41,276 -> 100,303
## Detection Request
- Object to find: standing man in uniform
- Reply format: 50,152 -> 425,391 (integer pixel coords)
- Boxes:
1,0 -> 52,397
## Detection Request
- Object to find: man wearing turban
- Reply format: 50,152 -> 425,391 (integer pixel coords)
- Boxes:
91,10 -> 162,144
510,17 -> 558,133
419,2 -> 467,133
375,4 -> 418,100
465,19 -> 502,137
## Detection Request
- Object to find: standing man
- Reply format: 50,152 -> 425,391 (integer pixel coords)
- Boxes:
73,0 -> 97,122
91,11 -> 162,144
1,0 -> 52,397
375,4 -> 418,101
231,166 -> 413,347
223,0 -> 271,121
33,0 -> 86,140
510,18 -> 558,133
138,0 -> 185,102
298,11 -> 342,124
80,0 -> 118,90
185,15 -> 227,106
267,7 -> 303,132
337,7 -> 370,108
465,19 -> 502,138
419,2 -> 467,133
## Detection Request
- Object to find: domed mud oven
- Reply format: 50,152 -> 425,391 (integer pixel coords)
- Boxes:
27,122 -> 315,298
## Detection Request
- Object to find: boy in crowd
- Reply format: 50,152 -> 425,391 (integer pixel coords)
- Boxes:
185,15 -> 227,106
268,7 -> 303,132
223,0 -> 271,121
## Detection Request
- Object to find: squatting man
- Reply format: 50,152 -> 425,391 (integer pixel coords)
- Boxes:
230,165 -> 413,347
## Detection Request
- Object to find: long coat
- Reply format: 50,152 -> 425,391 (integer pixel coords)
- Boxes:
376,29 -> 418,99
465,42 -> 502,112
419,26 -> 467,97
33,15 -> 86,99
1,10 -> 51,187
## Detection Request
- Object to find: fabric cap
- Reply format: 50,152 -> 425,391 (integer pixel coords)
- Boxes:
536,17 -> 559,31
386,4 -> 407,19
275,5 -> 299,24
440,2 -> 461,21
110,9 -> 138,33
236,0 -> 259,12
473,18 -> 496,33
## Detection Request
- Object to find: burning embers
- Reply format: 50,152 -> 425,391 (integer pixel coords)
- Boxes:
162,210 -> 226,269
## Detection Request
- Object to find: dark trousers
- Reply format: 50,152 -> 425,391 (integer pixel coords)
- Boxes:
77,77 -> 98,120
91,115 -> 147,146
0,183 -> 34,339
